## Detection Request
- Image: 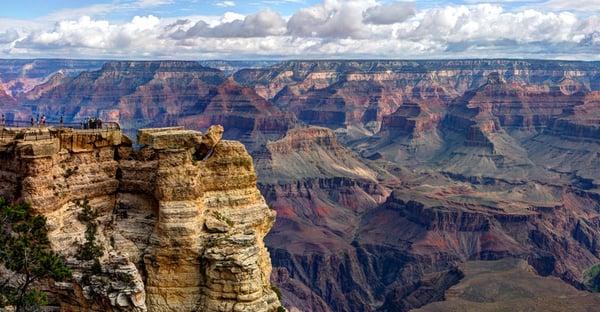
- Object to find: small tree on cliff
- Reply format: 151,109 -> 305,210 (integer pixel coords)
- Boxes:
0,197 -> 72,311
584,264 -> 600,292
76,198 -> 104,263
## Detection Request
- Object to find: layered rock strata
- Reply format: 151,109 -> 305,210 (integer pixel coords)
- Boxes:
0,125 -> 281,312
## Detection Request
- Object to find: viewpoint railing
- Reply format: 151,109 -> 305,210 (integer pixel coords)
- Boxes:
0,120 -> 121,141
1,120 -> 120,130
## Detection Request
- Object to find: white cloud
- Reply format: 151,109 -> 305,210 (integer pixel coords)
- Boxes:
169,10 -> 286,38
0,30 -> 19,44
401,4 -> 580,45
287,0 -> 377,39
0,1 -> 598,60
543,0 -> 600,12
16,15 -> 162,51
363,1 -> 416,25
215,1 -> 236,7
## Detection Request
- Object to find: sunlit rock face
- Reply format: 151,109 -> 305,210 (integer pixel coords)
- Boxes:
0,125 -> 281,312
3,59 -> 600,312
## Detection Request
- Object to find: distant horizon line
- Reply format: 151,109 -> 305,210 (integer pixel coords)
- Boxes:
1,57 -> 600,63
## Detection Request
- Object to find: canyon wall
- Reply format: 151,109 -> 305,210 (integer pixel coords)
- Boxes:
0,125 -> 281,312
2,59 -> 600,311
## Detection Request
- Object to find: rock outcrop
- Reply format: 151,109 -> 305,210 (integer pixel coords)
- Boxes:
0,125 -> 281,312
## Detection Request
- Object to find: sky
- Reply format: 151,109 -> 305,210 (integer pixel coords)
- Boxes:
0,0 -> 598,60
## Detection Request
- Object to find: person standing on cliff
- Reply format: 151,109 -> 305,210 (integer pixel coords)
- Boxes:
60,115 -> 64,128
1,114 -> 5,127
30,117 -> 35,127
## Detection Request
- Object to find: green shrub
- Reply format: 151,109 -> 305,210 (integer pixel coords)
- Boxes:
113,272 -> 135,287
271,285 -> 282,301
77,199 -> 99,223
76,199 -> 104,261
584,264 -> 600,292
91,258 -> 103,275
0,198 -> 71,310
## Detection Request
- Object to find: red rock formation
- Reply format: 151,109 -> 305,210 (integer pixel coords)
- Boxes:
20,62 -> 295,149
2,59 -> 600,312
24,61 -> 223,125
255,127 -> 394,311
177,78 -> 296,148
0,87 -> 15,107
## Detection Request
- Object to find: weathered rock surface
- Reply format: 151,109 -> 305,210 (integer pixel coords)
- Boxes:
241,62 -> 600,312
415,258 -> 600,312
3,59 -> 600,312
0,125 -> 281,312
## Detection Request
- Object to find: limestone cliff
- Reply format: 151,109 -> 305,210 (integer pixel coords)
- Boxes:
0,125 -> 282,312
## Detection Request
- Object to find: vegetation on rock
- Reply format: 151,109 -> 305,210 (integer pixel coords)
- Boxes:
271,285 -> 282,301
584,264 -> 600,292
0,197 -> 71,311
76,199 -> 104,262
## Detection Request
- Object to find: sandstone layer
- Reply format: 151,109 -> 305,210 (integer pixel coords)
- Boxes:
0,125 -> 281,312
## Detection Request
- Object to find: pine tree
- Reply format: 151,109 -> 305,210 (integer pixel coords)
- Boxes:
0,198 -> 71,311
76,199 -> 104,261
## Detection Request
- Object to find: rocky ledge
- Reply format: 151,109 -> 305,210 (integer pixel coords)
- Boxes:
0,125 -> 282,312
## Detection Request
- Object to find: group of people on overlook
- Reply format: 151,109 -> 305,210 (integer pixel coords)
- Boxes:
81,117 -> 103,129
29,114 -> 48,126
0,113 -> 105,130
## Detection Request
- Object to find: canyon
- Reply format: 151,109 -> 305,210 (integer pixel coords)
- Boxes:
1,59 -> 600,311
0,125 -> 282,311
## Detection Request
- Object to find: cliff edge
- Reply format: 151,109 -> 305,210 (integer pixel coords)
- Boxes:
0,125 -> 282,312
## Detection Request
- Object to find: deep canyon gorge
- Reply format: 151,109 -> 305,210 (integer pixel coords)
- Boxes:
1,59 -> 600,311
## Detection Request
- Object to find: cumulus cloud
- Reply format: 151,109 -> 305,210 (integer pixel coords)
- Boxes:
544,0 -> 600,12
363,1 -> 416,25
169,10 -> 286,39
579,32 -> 600,46
402,5 -> 580,45
17,15 -> 161,51
0,0 -> 599,60
0,30 -> 19,44
287,0 -> 377,39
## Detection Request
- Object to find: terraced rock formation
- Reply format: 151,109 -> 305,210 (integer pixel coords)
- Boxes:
0,125 -> 281,312
2,59 -> 600,311
415,258 -> 600,312
4,61 -> 294,150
